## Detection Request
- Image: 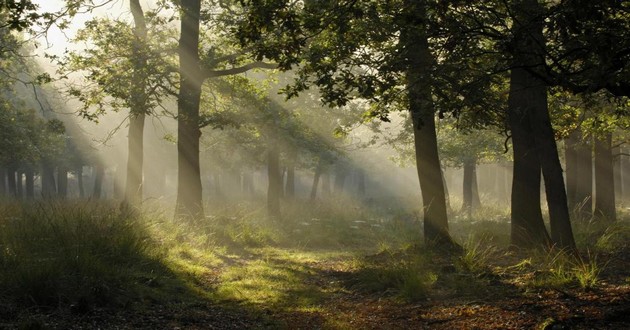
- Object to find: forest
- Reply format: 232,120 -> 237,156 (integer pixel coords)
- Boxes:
0,0 -> 629,329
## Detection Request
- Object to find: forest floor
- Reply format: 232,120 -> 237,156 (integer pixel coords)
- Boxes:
7,245 -> 630,329
2,202 -> 630,329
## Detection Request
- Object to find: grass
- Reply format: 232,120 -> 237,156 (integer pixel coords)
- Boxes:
0,197 -> 628,328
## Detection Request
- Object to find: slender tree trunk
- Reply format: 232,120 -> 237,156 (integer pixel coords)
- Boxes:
357,168 -> 366,198
6,167 -> 16,198
575,132 -> 593,217
93,164 -> 104,199
41,162 -> 57,199
310,164 -> 322,200
462,159 -> 474,218
267,145 -> 281,217
77,166 -> 85,198
321,172 -> 331,196
57,165 -> 68,199
124,0 -> 148,206
471,165 -> 481,209
613,144 -> 623,202
622,145 -> 630,203
403,1 -> 453,247
25,169 -> 34,199
176,0 -> 204,219
594,133 -> 616,221
565,130 -> 579,209
334,163 -> 347,194
15,171 -> 23,199
285,148 -> 296,198
0,168 -> 5,196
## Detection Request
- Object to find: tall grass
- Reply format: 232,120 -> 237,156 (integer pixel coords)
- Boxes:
0,201 -> 165,311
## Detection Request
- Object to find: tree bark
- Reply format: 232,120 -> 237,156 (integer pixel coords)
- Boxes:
285,148 -> 296,198
176,0 -> 204,219
92,164 -> 104,199
57,165 -> 68,199
310,163 -> 322,200
461,159 -> 475,218
357,168 -> 366,198
6,167 -> 16,198
612,144 -> 622,202
564,130 -> 579,209
403,1 -> 454,248
334,162 -> 347,194
508,0 -> 575,249
41,162 -> 57,199
0,168 -> 5,196
594,132 -> 616,221
575,132 -> 593,217
77,166 -> 85,198
25,168 -> 34,199
267,145 -> 281,217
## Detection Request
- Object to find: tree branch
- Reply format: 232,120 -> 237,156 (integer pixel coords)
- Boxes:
204,61 -> 278,78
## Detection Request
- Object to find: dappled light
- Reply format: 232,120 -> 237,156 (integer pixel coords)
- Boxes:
0,0 -> 628,328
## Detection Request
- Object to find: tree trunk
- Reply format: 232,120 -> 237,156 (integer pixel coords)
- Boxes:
93,164 -> 104,199
310,164 -> 322,200
334,163 -> 347,194
471,165 -> 481,209
41,162 -> 57,199
57,165 -> 68,199
594,133 -> 616,221
622,145 -> 630,203
575,132 -> 593,218
612,144 -> 622,202
15,171 -> 23,199
564,130 -> 579,209
77,166 -> 85,198
461,159 -> 475,218
321,172 -> 331,196
285,148 -> 296,198
357,168 -> 366,198
242,172 -> 254,197
175,0 -> 204,219
403,1 -> 454,248
267,145 -> 281,217
0,168 -> 5,196
6,167 -> 16,198
125,0 -> 148,206
25,169 -> 34,199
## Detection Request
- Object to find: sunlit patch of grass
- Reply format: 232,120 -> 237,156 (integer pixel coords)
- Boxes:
351,247 -> 437,302
457,235 -> 496,274
525,250 -> 604,291
214,250 -> 328,310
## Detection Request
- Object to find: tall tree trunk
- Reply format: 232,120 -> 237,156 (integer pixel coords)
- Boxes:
471,165 -> 481,209
242,172 -> 254,197
622,145 -> 630,203
0,168 -> 5,196
357,168 -> 366,198
310,163 -> 322,200
612,144 -> 622,202
92,164 -> 104,199
334,163 -> 347,194
57,165 -> 68,199
267,145 -> 281,217
15,171 -> 23,199
176,0 -> 204,219
25,168 -> 34,199
285,148 -> 296,198
564,130 -> 579,209
124,0 -> 148,206
575,132 -> 593,217
594,133 -> 616,221
508,0 -> 575,249
77,166 -> 85,198
41,162 -> 57,199
321,172 -> 331,196
6,167 -> 16,198
403,1 -> 454,247
462,159 -> 474,218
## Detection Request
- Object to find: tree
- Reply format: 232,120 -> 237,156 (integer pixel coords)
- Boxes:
174,0 -> 276,219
